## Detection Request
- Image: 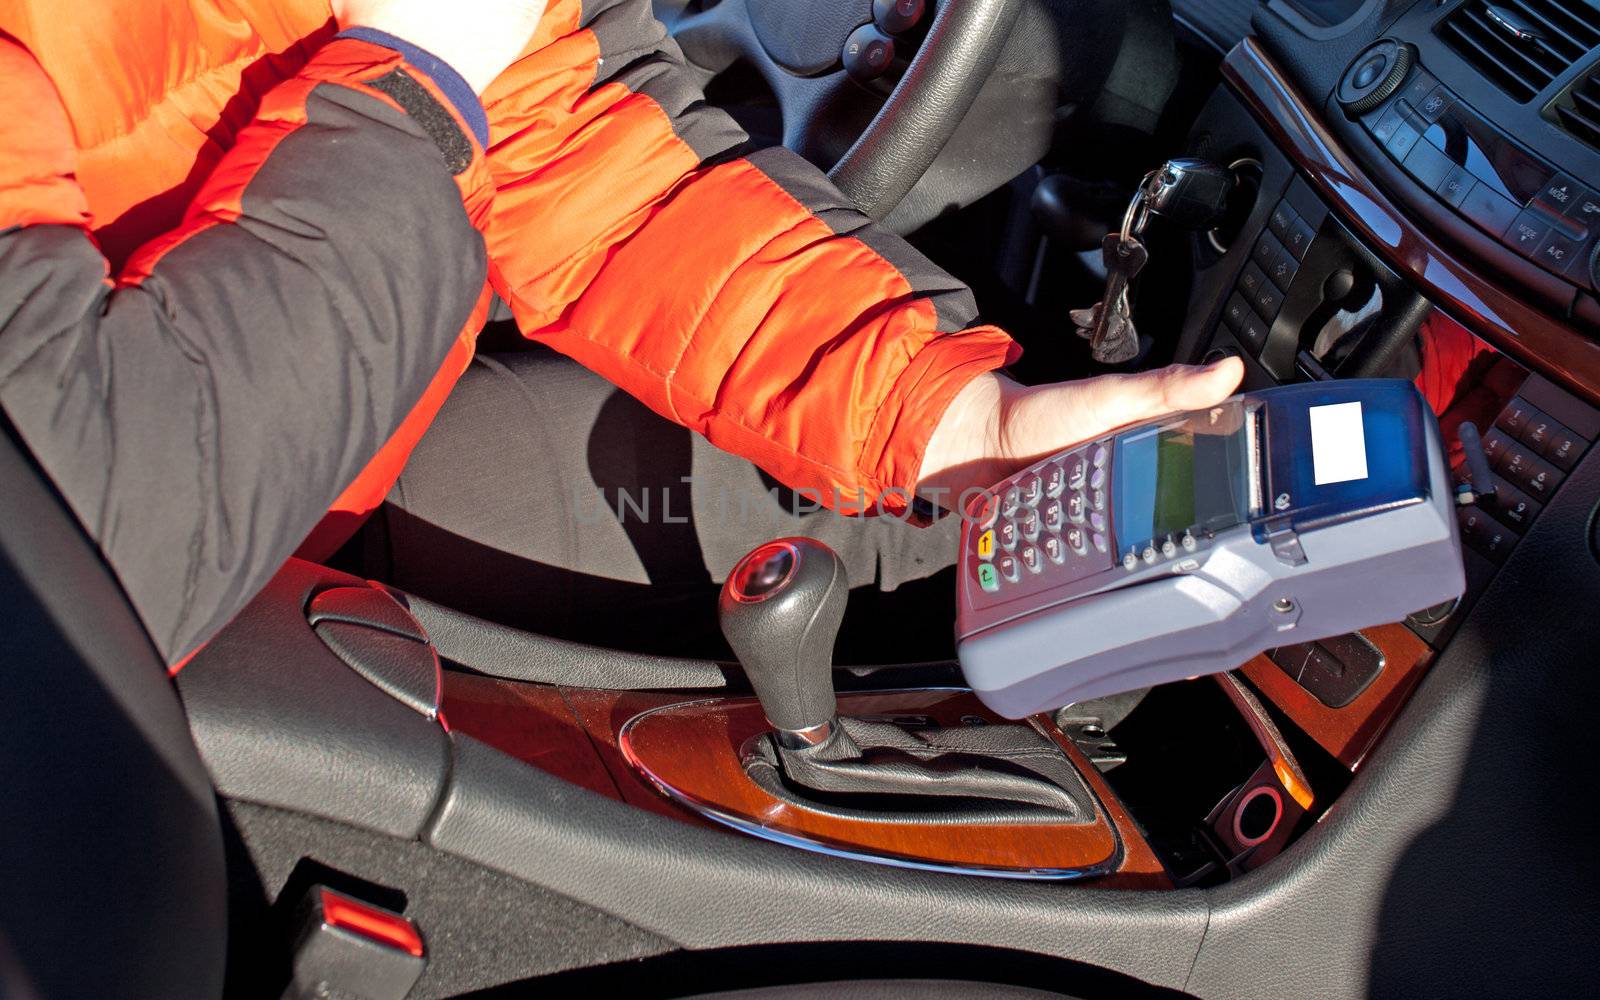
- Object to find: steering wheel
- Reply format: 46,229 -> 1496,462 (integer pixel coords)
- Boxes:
662,0 -> 1023,222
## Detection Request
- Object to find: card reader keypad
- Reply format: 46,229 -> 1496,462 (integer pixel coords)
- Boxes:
973,443 -> 1114,596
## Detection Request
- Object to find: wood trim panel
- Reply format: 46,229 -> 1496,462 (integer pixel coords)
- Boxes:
444,678 -> 1168,883
1221,37 -> 1600,406
1239,622 -> 1434,769
618,689 -> 1122,877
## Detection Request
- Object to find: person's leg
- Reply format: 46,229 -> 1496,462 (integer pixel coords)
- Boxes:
368,345 -> 962,661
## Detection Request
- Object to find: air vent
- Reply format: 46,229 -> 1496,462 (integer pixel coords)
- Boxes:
1437,0 -> 1600,103
1552,64 -> 1600,148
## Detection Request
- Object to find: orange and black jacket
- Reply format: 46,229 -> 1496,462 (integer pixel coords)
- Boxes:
0,0 -> 1019,662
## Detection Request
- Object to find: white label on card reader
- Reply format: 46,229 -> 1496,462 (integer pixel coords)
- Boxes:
1309,401 -> 1369,485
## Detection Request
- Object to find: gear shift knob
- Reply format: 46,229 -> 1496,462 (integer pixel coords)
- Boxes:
719,538 -> 848,747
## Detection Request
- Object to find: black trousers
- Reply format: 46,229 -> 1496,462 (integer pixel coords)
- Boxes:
363,347 -> 964,663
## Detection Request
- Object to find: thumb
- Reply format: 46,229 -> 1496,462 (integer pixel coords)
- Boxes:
1112,357 -> 1245,424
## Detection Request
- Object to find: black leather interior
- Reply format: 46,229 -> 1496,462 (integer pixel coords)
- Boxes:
827,0 -> 1025,220
0,428 -> 226,999
746,717 -> 1096,824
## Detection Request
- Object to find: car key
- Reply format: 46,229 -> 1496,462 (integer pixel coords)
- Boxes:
1070,159 -> 1236,364
1071,230 -> 1148,364
1070,176 -> 1156,364
1142,158 -> 1237,230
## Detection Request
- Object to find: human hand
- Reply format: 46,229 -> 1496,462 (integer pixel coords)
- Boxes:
332,0 -> 546,94
917,358 -> 1246,507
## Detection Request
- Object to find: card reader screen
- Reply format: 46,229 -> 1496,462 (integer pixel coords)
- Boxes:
1114,403 -> 1254,555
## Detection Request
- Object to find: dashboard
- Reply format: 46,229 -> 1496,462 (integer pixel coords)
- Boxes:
1163,1 -> 1600,768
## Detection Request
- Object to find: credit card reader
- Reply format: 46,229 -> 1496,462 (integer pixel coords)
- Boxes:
956,379 -> 1464,719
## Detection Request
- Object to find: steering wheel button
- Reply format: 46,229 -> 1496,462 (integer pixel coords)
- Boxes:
874,0 -> 925,35
844,25 -> 896,82
976,529 -> 995,560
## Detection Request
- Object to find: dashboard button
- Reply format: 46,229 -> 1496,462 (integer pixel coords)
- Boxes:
1238,261 -> 1269,300
1534,229 -> 1586,274
1541,423 -> 1588,471
1520,411 -> 1557,452
1385,114 -> 1423,160
1501,444 -> 1562,500
1566,189 -> 1600,226
1283,214 -> 1318,261
1482,427 -> 1512,468
1459,183 -> 1521,238
1458,507 -> 1517,564
1369,104 -> 1406,145
1268,202 -> 1298,243
1416,84 -> 1453,122
1222,293 -> 1251,334
1250,277 -> 1285,320
1397,69 -> 1438,111
1488,476 -> 1541,529
1437,166 -> 1475,208
1535,175 -> 1585,217
1235,311 -> 1269,355
1496,398 -> 1535,437
1401,139 -> 1453,192
1504,209 -> 1551,258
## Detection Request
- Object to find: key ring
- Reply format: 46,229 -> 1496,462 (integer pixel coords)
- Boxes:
1119,168 -> 1160,245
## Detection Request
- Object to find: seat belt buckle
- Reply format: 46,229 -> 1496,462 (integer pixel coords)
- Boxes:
285,885 -> 426,1000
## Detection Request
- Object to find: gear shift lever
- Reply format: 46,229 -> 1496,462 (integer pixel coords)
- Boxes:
719,538 -> 848,749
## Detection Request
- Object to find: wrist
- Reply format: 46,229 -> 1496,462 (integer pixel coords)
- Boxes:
916,372 -> 1016,504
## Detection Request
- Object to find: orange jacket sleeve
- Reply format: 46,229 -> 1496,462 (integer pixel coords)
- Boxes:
482,0 -> 1020,514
